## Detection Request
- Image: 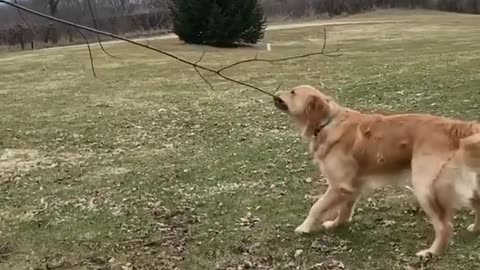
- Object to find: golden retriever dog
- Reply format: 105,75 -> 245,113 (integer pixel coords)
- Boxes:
273,85 -> 480,257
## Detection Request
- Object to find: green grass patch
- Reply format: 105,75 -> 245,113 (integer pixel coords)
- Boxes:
1,11 -> 480,270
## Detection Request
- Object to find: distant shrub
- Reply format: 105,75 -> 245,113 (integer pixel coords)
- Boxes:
170,0 -> 267,47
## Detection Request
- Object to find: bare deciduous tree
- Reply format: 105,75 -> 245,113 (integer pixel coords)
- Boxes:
43,0 -> 61,43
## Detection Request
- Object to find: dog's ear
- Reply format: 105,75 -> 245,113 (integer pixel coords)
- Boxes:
302,95 -> 327,137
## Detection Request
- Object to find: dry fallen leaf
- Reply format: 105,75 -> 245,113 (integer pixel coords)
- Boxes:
294,249 -> 303,258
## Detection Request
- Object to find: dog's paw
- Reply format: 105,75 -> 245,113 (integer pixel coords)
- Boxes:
415,249 -> 435,258
467,223 -> 479,232
322,220 -> 338,230
294,224 -> 313,235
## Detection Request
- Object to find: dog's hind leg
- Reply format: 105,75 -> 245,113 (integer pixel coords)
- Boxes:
415,194 -> 454,257
412,154 -> 455,257
467,190 -> 480,232
459,135 -> 480,232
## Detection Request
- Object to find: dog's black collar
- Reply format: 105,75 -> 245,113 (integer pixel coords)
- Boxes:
313,116 -> 334,137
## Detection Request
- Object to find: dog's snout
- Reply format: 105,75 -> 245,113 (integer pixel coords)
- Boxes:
273,96 -> 288,111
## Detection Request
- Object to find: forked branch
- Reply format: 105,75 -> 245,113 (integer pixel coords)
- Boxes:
0,0 -> 341,97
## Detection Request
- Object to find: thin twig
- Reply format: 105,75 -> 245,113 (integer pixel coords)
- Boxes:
193,51 -> 214,90
74,27 -> 97,77
275,82 -> 283,92
194,51 -> 207,64
86,0 -> 119,59
321,27 -> 327,54
194,66 -> 214,91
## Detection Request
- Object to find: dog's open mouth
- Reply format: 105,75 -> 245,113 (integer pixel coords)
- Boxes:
273,96 -> 288,111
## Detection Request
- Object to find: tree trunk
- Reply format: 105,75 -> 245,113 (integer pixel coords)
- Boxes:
43,24 -> 50,43
44,0 -> 60,44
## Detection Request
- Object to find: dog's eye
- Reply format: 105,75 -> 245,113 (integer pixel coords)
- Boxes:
290,90 -> 295,95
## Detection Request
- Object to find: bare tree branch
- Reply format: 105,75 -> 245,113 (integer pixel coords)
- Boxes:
86,0 -> 119,59
217,29 -> 340,74
0,0 -> 340,98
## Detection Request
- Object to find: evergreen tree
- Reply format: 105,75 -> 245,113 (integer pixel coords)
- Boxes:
170,0 -> 267,47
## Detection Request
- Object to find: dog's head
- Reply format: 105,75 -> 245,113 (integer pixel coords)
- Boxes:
273,85 -> 335,137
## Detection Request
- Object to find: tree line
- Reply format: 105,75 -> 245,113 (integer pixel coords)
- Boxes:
261,0 -> 480,17
0,0 -> 172,49
0,0 -> 479,50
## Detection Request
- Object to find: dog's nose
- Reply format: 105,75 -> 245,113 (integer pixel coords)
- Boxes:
273,96 -> 288,111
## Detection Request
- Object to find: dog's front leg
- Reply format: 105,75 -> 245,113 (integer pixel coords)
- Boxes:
295,186 -> 351,234
322,195 -> 359,230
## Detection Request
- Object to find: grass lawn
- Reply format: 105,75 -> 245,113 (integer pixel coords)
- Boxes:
1,10 -> 480,270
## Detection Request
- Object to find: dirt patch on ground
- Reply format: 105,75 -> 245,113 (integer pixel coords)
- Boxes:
0,149 -> 85,182
78,205 -> 198,270
5,204 -> 197,270
0,149 -> 45,174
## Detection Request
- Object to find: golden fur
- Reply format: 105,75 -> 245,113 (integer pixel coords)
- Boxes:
273,85 -> 480,257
